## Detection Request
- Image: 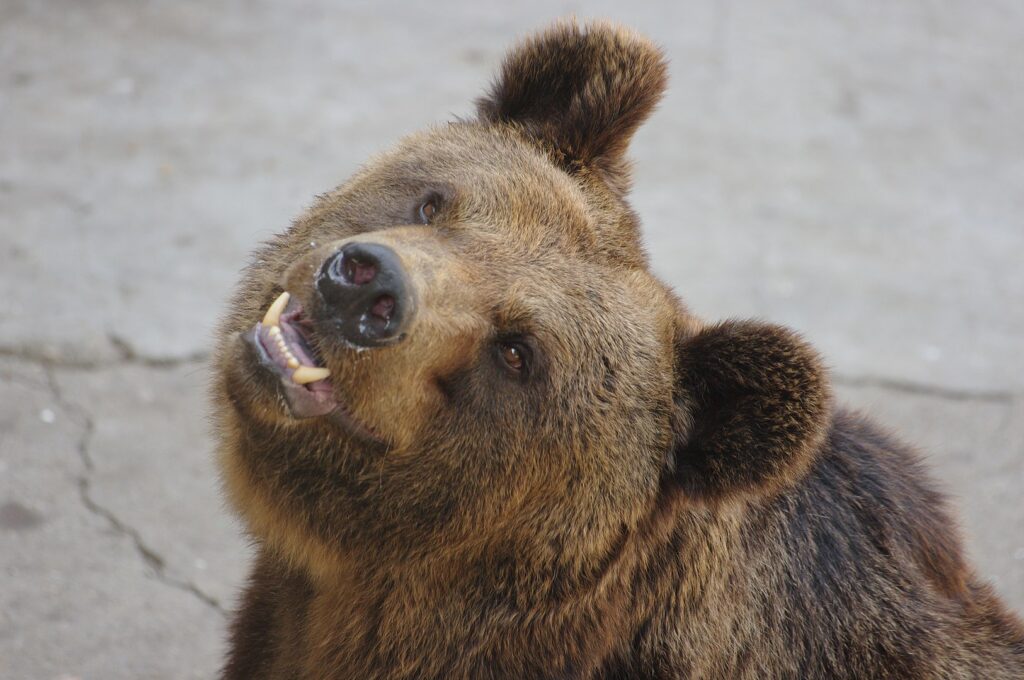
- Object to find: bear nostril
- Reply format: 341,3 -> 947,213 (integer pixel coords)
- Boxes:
344,255 -> 378,286
361,295 -> 396,337
370,295 -> 395,322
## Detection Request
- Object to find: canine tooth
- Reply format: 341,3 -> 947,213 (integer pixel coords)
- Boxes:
262,291 -> 290,327
287,357 -> 300,369
292,366 -> 330,384
268,325 -> 282,337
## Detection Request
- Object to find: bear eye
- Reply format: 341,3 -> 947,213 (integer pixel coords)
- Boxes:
416,195 -> 440,224
497,341 -> 528,374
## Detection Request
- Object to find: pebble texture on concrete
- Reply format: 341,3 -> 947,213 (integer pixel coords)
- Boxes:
2,1 -> 1021,677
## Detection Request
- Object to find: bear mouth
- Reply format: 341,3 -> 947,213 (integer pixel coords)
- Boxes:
246,291 -> 335,417
243,292 -> 381,440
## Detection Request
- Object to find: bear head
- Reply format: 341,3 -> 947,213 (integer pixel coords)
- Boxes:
213,21 -> 832,585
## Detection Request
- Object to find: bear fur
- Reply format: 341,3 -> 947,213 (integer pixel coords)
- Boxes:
212,20 -> 1024,679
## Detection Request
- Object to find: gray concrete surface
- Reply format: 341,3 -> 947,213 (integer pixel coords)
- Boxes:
1,1 -> 1021,677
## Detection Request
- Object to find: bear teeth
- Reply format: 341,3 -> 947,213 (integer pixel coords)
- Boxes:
264,325 -> 331,383
260,291 -> 331,384
264,325 -> 330,383
262,291 -> 290,327
292,366 -> 331,385
267,325 -> 301,368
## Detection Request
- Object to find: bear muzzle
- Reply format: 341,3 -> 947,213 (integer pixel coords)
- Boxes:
238,239 -> 420,432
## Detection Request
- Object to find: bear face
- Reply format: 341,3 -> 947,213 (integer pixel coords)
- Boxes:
213,20 -> 829,598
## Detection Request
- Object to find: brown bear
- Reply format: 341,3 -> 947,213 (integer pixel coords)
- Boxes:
211,20 -> 1024,679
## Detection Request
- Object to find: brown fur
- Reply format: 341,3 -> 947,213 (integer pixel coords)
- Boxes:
212,20 -> 1024,679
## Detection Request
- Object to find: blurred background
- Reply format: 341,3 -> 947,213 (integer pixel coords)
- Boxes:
1,1 -> 1022,677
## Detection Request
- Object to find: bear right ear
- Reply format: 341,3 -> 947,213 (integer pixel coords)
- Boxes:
668,320 -> 833,503
477,20 -> 668,182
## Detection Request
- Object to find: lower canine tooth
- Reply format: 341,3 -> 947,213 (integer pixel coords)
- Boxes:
292,366 -> 330,384
262,291 -> 290,327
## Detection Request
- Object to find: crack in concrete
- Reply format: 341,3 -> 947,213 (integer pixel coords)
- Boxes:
833,374 -> 1016,404
106,332 -> 211,368
0,346 -> 208,371
42,367 -> 226,618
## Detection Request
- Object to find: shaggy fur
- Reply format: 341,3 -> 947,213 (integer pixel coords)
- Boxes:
212,20 -> 1024,679
477,21 -> 667,190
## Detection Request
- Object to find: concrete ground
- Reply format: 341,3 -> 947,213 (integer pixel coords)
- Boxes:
1,1 -> 1021,677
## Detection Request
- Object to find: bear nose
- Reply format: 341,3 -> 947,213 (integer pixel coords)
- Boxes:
316,242 -> 414,348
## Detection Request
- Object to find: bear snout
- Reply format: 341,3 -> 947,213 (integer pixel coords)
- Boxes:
315,241 -> 416,348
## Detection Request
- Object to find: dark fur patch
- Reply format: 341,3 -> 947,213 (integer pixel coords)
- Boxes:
477,20 -> 668,178
670,321 -> 832,501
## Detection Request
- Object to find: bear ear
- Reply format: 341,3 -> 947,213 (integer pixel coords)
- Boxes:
477,20 -> 668,180
668,320 -> 833,503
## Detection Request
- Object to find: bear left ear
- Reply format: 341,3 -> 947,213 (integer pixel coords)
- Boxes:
477,20 -> 668,181
668,320 -> 833,503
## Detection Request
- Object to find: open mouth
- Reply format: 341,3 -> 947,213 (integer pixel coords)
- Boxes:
246,291 -> 337,418
243,292 -> 384,442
